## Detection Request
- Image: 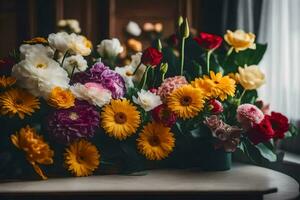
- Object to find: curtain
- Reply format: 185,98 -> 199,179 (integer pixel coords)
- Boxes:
258,0 -> 300,120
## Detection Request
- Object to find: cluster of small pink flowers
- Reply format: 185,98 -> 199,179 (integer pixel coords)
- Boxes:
157,76 -> 188,101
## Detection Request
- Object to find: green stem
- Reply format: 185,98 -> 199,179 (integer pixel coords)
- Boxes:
69,64 -> 77,83
237,89 -> 246,105
162,73 -> 165,82
206,50 -> 212,74
227,47 -> 233,57
133,62 -> 142,75
180,38 -> 185,75
141,66 -> 150,89
61,50 -> 69,67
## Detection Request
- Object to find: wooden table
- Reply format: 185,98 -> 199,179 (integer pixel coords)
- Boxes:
0,163 -> 298,200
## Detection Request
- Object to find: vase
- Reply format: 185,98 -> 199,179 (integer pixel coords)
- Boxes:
200,148 -> 232,171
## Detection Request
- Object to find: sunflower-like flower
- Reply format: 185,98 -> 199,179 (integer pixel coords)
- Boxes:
47,87 -> 75,109
167,85 -> 205,119
191,77 -> 215,99
0,76 -> 16,88
0,88 -> 40,119
64,140 -> 100,177
137,122 -> 175,160
11,126 -> 54,180
101,99 -> 141,140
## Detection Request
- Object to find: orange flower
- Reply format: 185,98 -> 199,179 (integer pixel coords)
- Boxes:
24,37 -> 48,45
0,76 -> 16,88
48,87 -> 75,109
11,126 -> 54,180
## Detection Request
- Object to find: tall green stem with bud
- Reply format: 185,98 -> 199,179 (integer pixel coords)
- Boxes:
180,18 -> 189,76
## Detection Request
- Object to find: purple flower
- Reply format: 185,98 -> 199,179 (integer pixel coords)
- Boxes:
72,62 -> 125,98
47,101 -> 100,144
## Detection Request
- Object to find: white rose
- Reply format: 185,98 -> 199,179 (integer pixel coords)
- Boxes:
130,53 -> 146,82
126,21 -> 141,36
12,54 -> 69,98
133,89 -> 162,111
67,19 -> 81,33
63,55 -> 88,75
97,38 -> 123,58
70,83 -> 112,107
20,44 -> 54,59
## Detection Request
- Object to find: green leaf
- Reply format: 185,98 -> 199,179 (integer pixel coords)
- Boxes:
287,123 -> 298,137
255,143 -> 277,162
235,44 -> 268,66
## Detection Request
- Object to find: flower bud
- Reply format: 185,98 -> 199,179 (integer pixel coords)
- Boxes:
182,18 -> 190,39
208,99 -> 223,114
177,16 -> 184,28
160,63 -> 168,74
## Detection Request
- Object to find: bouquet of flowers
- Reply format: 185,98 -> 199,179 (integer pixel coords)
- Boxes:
0,17 -> 297,180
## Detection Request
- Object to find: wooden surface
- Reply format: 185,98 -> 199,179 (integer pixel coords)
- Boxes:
0,163 -> 298,200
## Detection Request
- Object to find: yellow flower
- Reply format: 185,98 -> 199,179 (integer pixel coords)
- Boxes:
47,87 -> 75,109
137,122 -> 175,160
167,85 -> 205,119
64,140 -> 100,177
191,78 -> 215,99
203,71 -> 236,101
224,30 -> 256,52
0,76 -> 16,88
0,88 -> 40,119
101,99 -> 141,140
24,37 -> 48,44
11,126 -> 54,180
235,65 -> 265,90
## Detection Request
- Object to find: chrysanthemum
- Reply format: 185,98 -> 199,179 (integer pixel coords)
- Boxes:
101,99 -> 141,140
47,87 -> 75,109
0,88 -> 40,119
0,76 -> 16,88
64,140 -> 100,177
11,126 -> 54,180
167,85 -> 205,119
203,71 -> 236,101
137,122 -> 175,160
47,101 -> 100,144
191,77 -> 215,99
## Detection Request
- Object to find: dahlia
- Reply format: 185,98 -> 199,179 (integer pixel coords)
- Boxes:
236,104 -> 264,129
72,62 -> 125,98
47,101 -> 100,144
157,76 -> 188,101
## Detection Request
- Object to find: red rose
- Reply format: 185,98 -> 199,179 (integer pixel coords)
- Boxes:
141,47 -> 163,67
269,112 -> 289,139
247,115 -> 275,145
152,104 -> 176,127
208,99 -> 223,114
194,32 -> 223,50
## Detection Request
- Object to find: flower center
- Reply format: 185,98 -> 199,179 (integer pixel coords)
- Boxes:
149,135 -> 160,146
69,112 -> 79,120
180,96 -> 192,106
114,112 -> 127,124
15,98 -> 23,105
126,71 -> 133,76
36,63 -> 46,68
214,80 -> 219,84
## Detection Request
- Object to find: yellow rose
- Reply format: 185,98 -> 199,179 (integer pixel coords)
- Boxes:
224,30 -> 256,52
235,65 -> 265,90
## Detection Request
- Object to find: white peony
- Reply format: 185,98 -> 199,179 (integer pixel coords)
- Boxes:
126,21 -> 141,36
133,89 -> 162,111
62,55 -> 88,75
97,38 -> 123,58
12,54 -> 70,98
20,44 -> 54,59
70,83 -> 112,107
48,32 -> 91,56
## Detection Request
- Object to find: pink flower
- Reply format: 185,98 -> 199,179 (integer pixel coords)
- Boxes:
85,82 -> 106,93
208,99 -> 223,114
236,104 -> 264,129
151,104 -> 176,127
157,76 -> 188,101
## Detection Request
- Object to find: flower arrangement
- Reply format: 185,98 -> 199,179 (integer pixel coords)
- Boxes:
0,17 -> 298,180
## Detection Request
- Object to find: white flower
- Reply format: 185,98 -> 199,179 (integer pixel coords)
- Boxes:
63,55 -> 88,75
115,65 -> 135,89
12,54 -> 69,98
114,53 -> 147,89
126,21 -> 141,36
48,32 -> 91,56
48,32 -> 70,53
70,83 -> 112,107
20,44 -> 54,59
97,38 -> 123,58
58,19 -> 81,33
133,89 -> 162,111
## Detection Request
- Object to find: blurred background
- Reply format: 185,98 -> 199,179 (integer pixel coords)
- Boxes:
0,0 -> 300,162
